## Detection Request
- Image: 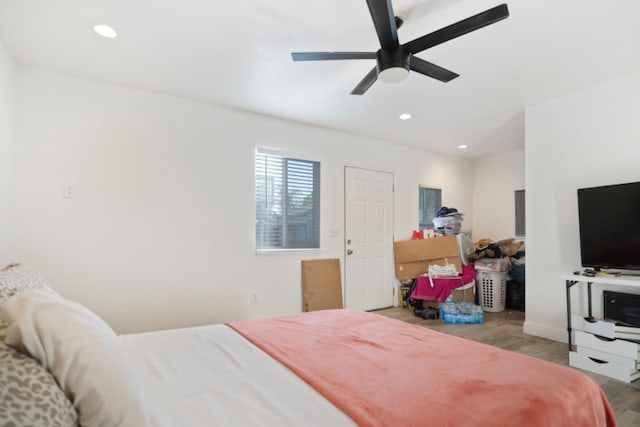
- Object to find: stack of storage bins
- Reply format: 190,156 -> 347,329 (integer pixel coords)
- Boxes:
432,214 -> 464,235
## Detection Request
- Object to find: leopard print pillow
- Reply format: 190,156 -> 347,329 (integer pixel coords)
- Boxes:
0,317 -> 7,344
0,264 -> 50,301
1,264 -> 52,344
0,341 -> 78,426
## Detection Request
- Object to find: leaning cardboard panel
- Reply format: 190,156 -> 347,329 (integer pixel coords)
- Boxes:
424,284 -> 476,308
301,258 -> 343,312
393,235 -> 461,280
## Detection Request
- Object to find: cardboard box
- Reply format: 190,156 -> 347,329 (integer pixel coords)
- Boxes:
393,235 -> 461,280
301,259 -> 343,312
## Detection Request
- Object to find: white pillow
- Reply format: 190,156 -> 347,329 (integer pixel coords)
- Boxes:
0,289 -> 151,427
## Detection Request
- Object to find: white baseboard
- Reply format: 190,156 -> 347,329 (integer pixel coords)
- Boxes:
523,321 -> 568,344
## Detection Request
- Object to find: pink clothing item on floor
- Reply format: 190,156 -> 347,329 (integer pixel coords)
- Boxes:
411,264 -> 476,301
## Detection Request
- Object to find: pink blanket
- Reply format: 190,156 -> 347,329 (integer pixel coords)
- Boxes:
227,310 -> 616,427
412,263 -> 477,301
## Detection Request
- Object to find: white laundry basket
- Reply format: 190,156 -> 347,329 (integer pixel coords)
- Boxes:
476,270 -> 508,312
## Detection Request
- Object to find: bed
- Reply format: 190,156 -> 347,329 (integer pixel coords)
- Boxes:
0,264 -> 617,427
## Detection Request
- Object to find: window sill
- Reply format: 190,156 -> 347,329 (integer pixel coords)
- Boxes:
256,248 -> 320,255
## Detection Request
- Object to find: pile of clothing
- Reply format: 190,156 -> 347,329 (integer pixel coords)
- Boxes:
468,238 -> 524,261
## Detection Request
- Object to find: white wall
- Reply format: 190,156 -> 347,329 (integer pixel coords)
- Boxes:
524,68 -> 640,342
472,149 -> 525,241
0,41 -> 15,265
13,68 -> 474,334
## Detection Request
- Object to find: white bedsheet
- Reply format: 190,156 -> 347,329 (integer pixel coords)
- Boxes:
119,324 -> 356,427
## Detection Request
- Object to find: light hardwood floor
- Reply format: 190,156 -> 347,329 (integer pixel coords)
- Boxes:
374,307 -> 640,427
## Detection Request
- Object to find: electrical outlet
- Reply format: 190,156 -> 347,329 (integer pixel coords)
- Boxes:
250,293 -> 259,304
63,185 -> 75,198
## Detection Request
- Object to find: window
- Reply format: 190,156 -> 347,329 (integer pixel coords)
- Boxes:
255,150 -> 320,250
515,189 -> 525,237
418,187 -> 442,229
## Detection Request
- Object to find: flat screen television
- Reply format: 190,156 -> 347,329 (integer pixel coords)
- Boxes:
577,181 -> 640,271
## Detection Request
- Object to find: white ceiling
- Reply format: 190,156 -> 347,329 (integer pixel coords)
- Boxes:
1,0 -> 639,158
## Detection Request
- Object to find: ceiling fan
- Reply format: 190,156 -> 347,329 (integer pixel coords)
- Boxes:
291,1 -> 509,95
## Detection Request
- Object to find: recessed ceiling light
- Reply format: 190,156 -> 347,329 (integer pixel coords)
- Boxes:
458,144 -> 468,149
94,24 -> 117,39
399,113 -> 412,120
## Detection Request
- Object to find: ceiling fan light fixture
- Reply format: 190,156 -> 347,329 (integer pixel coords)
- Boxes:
376,48 -> 410,84
378,66 -> 409,84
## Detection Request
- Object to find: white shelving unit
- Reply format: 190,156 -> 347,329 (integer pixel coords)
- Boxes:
563,274 -> 640,383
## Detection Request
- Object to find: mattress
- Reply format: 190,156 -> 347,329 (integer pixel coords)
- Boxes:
120,309 -> 617,427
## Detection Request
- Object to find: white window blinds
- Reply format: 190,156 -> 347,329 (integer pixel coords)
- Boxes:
255,151 -> 320,250
419,187 -> 442,229
515,189 -> 525,237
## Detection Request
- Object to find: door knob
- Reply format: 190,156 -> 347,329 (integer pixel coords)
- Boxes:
347,249 -> 353,255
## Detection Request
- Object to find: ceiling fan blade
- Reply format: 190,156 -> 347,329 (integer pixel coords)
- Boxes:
366,0 -> 399,49
409,56 -> 459,82
351,67 -> 378,95
404,3 -> 509,54
292,52 -> 377,61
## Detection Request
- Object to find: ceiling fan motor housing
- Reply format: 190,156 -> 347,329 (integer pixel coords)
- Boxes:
376,47 -> 410,83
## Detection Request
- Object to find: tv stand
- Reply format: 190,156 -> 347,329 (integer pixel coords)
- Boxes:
563,273 -> 640,382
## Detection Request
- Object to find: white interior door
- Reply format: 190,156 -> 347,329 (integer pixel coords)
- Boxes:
344,167 -> 394,310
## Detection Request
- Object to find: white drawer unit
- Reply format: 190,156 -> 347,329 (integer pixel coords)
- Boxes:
569,331 -> 640,383
575,346 -> 639,371
563,274 -> 640,383
571,314 -> 640,341
574,330 -> 640,359
569,352 -> 640,383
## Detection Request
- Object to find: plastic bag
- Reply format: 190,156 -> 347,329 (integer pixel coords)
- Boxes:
428,263 -> 458,277
427,263 -> 458,288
